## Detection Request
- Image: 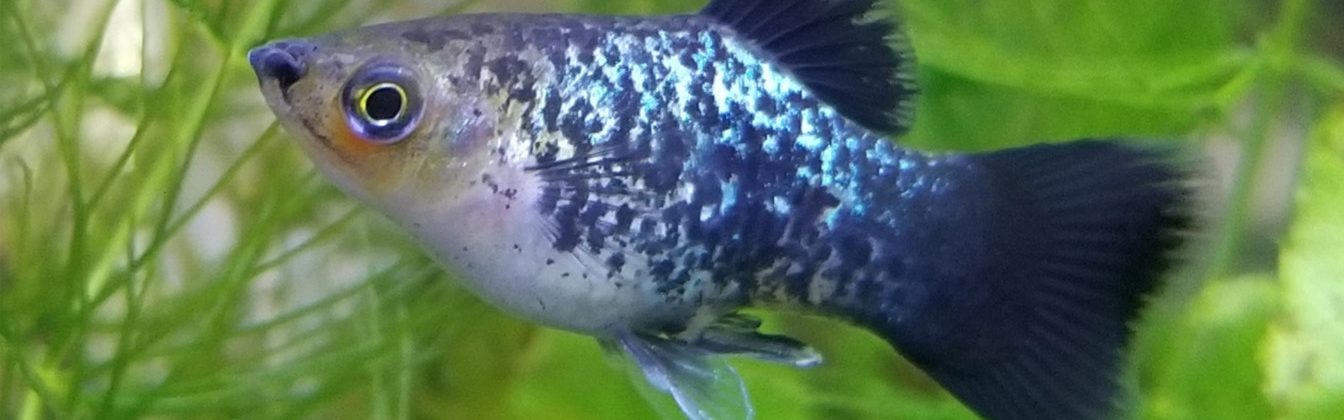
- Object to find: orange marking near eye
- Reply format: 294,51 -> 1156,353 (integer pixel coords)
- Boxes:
326,104 -> 380,158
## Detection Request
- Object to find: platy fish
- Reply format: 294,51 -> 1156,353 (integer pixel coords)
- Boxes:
249,0 -> 1191,418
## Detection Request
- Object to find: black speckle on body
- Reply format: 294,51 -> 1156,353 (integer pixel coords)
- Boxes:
414,13 -> 988,330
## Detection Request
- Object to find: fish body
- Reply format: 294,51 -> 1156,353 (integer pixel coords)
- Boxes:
251,11 -> 936,335
250,1 -> 1191,419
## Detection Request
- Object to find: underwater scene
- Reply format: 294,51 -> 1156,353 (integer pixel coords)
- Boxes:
1,0 -> 1342,419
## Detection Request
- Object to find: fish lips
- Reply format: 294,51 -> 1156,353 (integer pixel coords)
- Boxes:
248,40 -> 318,93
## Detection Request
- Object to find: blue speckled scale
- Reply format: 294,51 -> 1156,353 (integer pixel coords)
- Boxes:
255,3 -> 1192,418
395,14 -> 978,328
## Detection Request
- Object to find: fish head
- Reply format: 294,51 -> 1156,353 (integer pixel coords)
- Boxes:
248,24 -> 498,212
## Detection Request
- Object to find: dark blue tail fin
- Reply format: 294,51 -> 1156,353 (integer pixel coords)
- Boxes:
879,140 -> 1191,420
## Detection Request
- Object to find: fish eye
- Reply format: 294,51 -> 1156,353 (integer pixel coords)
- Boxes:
360,83 -> 406,123
343,62 -> 423,144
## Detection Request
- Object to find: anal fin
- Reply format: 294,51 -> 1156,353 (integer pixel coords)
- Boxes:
696,313 -> 822,368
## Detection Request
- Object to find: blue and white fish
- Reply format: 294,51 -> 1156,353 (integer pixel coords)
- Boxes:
249,0 -> 1192,418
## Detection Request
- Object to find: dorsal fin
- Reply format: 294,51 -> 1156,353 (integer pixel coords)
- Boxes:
700,0 -> 917,134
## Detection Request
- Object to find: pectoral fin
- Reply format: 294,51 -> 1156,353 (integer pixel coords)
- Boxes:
603,332 -> 753,420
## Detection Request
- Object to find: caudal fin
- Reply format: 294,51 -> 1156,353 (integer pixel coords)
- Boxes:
889,140 -> 1192,419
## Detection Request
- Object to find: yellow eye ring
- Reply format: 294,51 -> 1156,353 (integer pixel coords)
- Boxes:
342,61 -> 422,144
356,82 -> 408,126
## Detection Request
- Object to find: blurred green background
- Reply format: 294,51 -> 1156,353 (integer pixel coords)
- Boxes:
1,0 -> 1341,418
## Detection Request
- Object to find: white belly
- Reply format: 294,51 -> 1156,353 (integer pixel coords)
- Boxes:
392,164 -> 697,335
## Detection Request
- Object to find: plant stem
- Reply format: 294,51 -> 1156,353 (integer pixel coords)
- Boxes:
1206,0 -> 1314,279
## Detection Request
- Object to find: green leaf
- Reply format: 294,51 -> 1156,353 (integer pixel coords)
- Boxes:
511,331 -> 660,420
1265,105 -> 1344,420
570,0 -> 693,14
1141,276 -> 1279,420
900,0 -> 1246,150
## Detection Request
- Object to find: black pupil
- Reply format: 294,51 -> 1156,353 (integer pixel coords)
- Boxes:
365,86 -> 403,121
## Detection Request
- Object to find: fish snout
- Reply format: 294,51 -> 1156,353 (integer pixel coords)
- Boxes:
248,40 -> 317,91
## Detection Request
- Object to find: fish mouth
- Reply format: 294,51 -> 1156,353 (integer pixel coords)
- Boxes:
248,40 -> 338,155
248,40 -> 317,94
